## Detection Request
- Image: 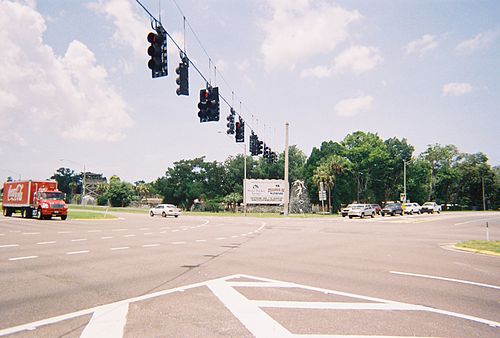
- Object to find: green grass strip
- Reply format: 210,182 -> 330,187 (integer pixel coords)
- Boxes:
68,210 -> 117,220
455,240 -> 500,255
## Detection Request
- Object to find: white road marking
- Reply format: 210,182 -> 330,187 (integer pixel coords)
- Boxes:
23,232 -> 40,235
207,278 -> 292,337
0,244 -> 19,248
100,236 -> 113,239
142,244 -> 160,247
172,229 -> 180,232
231,235 -> 239,238
37,241 -> 56,245
57,231 -> 72,234
71,238 -> 87,242
390,271 -> 500,290
195,239 -> 206,242
454,217 -> 500,226
253,301 -> 421,310
80,303 -> 129,338
139,228 -> 151,230
160,227 -> 170,230
66,251 -> 89,255
144,232 -> 153,235
110,247 -> 129,251
172,241 -> 185,245
159,231 -> 167,234
87,230 -> 102,233
216,237 -> 226,240
124,234 -> 136,238
8,256 -> 38,261
112,229 -> 128,232
1,274 -> 499,337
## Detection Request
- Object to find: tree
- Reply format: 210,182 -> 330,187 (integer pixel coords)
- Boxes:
106,178 -> 135,207
51,167 -> 81,201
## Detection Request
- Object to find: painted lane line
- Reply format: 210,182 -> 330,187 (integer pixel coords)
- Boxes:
206,278 -> 292,337
159,231 -> 167,234
231,235 -> 239,238
0,244 -> 19,248
195,239 -> 207,242
110,247 -> 129,251
57,231 -> 72,234
10,231 -> 21,233
71,238 -> 87,242
216,237 -> 226,240
111,229 -> 128,232
66,251 -> 90,255
37,241 -> 56,245
144,232 -> 153,235
139,228 -> 151,230
142,244 -> 160,247
390,271 -> 500,290
253,300 -> 421,311
100,236 -> 113,239
80,303 -> 129,338
23,232 -> 40,235
160,226 -> 170,230
124,234 -> 136,238
172,241 -> 185,245
87,230 -> 102,233
8,256 -> 38,261
172,229 -> 180,232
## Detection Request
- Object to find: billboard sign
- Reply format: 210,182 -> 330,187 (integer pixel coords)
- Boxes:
244,179 -> 286,205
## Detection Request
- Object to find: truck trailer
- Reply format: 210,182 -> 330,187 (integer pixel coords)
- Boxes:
2,180 -> 68,220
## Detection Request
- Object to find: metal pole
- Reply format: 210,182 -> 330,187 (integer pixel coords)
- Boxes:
404,160 -> 406,202
283,122 -> 289,216
82,164 -> 86,205
244,145 -> 247,216
482,176 -> 486,211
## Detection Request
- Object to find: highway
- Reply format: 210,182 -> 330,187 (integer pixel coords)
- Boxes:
0,211 -> 499,337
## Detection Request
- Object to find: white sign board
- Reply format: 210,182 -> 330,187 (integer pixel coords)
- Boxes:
319,191 -> 326,201
244,179 -> 286,205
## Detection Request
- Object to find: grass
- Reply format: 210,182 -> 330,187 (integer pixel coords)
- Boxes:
455,240 -> 500,255
68,210 -> 117,220
69,204 -> 147,214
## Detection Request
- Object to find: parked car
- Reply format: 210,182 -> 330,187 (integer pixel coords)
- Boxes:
370,204 -> 382,215
348,204 -> 376,219
341,204 -> 354,217
149,204 -> 181,217
381,203 -> 403,216
403,202 -> 421,215
420,202 -> 441,214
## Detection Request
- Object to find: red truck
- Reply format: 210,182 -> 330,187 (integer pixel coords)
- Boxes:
2,180 -> 68,220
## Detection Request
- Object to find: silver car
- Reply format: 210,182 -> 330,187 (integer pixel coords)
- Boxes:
403,202 -> 421,215
348,204 -> 376,219
149,204 -> 181,218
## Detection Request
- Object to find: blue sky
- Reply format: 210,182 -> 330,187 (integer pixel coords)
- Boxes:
1,0 -> 499,183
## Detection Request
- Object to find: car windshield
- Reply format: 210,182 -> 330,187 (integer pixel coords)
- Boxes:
40,192 -> 65,200
385,204 -> 397,208
423,202 -> 433,206
352,205 -> 363,209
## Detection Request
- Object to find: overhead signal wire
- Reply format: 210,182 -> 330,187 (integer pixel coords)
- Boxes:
136,0 -> 275,150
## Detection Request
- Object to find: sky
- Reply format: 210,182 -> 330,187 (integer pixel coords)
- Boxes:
1,0 -> 499,183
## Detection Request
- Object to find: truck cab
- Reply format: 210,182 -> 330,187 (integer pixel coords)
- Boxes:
35,190 -> 68,220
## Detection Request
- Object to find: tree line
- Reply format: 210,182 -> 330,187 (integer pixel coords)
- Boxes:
50,131 -> 500,211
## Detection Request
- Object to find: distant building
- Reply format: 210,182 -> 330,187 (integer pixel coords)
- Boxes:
82,172 -> 107,198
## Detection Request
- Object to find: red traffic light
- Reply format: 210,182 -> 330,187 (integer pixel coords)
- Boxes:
235,122 -> 241,129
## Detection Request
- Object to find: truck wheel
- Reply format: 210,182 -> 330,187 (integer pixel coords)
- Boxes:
162,212 -> 167,217
61,215 -> 67,220
37,208 -> 43,220
3,208 -> 12,217
25,208 -> 33,219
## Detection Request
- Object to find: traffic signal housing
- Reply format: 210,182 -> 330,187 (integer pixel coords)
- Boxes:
235,117 -> 245,143
226,108 -> 235,134
206,87 -> 220,121
198,89 -> 209,122
147,28 -> 167,78
175,55 -> 189,96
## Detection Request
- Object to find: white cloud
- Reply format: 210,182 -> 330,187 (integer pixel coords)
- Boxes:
0,1 -> 133,146
405,34 -> 438,57
260,0 -> 362,71
86,0 -> 149,58
301,45 -> 382,78
333,45 -> 383,75
334,95 -> 373,117
456,30 -> 500,54
442,82 -> 473,96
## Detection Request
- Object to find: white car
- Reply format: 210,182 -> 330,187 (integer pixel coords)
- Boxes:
149,204 -> 181,218
348,204 -> 376,219
403,202 -> 421,215
341,204 -> 354,217
420,202 -> 441,214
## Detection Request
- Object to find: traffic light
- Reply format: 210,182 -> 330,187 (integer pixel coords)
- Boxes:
198,87 -> 220,122
226,108 -> 235,134
147,28 -> 167,78
257,139 -> 264,155
249,132 -> 257,155
175,55 -> 189,96
206,87 -> 220,121
198,89 -> 209,122
235,117 -> 244,143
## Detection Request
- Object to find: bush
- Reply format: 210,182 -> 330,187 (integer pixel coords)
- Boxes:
97,195 -> 108,206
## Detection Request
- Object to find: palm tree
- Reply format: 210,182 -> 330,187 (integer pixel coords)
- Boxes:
313,155 -> 351,212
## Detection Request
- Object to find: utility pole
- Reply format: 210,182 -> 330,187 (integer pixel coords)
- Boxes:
244,144 -> 247,215
283,122 -> 289,216
482,176 -> 486,211
403,160 -> 406,202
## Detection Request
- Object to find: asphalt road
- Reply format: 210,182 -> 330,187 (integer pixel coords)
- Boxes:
0,211 -> 499,337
